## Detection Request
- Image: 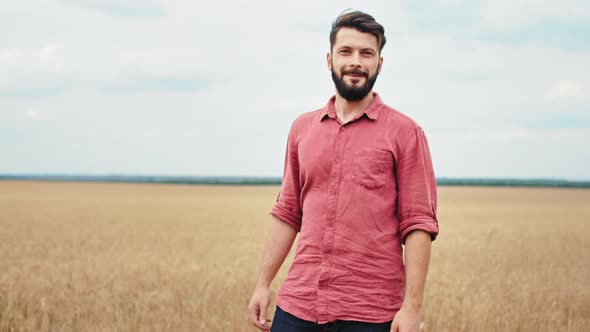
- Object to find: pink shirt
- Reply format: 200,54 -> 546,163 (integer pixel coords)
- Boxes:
270,93 -> 439,324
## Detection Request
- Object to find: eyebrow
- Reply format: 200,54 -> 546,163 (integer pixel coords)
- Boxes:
337,45 -> 376,50
336,46 -> 377,53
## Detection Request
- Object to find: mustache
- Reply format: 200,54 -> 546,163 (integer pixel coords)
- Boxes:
342,69 -> 368,77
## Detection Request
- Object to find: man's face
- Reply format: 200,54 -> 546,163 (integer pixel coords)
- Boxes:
328,27 -> 383,102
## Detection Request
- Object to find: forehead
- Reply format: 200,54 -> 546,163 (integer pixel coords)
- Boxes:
333,27 -> 379,50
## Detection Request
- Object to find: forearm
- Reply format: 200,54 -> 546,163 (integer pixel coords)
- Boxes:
402,230 -> 432,309
256,215 -> 298,288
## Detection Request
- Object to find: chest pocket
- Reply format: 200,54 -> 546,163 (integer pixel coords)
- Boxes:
352,149 -> 392,189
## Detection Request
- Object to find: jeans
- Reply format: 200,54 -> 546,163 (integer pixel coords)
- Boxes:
270,306 -> 392,332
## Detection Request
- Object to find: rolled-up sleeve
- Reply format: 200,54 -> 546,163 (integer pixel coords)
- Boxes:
397,126 -> 439,244
270,121 -> 303,232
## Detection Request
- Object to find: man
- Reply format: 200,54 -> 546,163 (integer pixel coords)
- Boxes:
248,10 -> 439,332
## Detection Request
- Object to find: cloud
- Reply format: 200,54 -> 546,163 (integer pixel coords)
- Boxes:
0,43 -> 68,99
404,0 -> 590,50
480,0 -> 590,30
0,41 -> 213,98
0,48 -> 20,67
143,129 -> 162,137
477,19 -> 590,51
39,43 -> 64,73
0,85 -> 67,100
24,107 -> 41,120
0,43 -> 64,73
430,126 -> 590,179
98,74 -> 208,94
548,79 -> 587,100
62,0 -> 167,18
488,127 -> 532,141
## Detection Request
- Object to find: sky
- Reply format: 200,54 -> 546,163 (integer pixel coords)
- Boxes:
0,0 -> 589,180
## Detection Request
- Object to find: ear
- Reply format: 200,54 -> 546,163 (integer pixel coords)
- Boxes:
377,56 -> 384,74
327,52 -> 332,71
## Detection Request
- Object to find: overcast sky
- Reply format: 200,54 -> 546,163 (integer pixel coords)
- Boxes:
1,0 -> 589,180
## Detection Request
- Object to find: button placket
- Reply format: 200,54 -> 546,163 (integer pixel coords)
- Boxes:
317,124 -> 346,322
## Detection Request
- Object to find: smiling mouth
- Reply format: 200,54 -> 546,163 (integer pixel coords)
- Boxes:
346,74 -> 366,83
343,70 -> 368,80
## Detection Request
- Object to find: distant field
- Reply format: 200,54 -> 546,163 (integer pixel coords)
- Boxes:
0,181 -> 588,331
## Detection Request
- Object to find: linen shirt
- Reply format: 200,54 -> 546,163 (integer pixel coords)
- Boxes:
270,93 -> 439,324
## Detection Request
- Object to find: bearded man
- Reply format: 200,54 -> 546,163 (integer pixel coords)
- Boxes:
248,10 -> 439,332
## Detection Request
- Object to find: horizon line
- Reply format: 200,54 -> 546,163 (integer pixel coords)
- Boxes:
1,173 -> 589,189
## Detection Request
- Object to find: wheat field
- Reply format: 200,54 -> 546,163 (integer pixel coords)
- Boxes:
0,180 -> 588,332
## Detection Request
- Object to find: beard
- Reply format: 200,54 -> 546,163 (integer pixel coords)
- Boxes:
331,67 -> 379,102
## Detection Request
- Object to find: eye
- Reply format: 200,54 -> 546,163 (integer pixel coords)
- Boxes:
362,50 -> 374,56
339,49 -> 351,55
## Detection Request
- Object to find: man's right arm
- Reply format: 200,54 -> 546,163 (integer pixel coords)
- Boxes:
248,215 -> 297,331
249,119 -> 302,330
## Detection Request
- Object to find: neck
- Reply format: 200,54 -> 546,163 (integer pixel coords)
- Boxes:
334,92 -> 375,123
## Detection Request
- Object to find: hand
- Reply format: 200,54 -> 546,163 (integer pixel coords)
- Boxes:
248,286 -> 272,331
390,305 -> 422,332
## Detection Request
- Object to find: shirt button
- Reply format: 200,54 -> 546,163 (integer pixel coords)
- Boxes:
339,127 -> 345,132
335,159 -> 340,163
330,190 -> 336,195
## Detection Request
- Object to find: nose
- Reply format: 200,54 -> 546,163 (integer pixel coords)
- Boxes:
349,51 -> 361,67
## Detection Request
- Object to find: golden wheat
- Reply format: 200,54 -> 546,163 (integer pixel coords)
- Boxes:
0,181 -> 588,331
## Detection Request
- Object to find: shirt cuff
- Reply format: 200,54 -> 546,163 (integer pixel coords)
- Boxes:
270,204 -> 302,232
400,216 -> 439,244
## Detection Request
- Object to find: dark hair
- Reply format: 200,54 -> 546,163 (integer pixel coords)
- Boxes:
330,10 -> 386,53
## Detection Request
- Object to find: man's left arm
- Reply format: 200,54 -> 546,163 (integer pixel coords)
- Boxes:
391,230 -> 431,332
392,126 -> 439,332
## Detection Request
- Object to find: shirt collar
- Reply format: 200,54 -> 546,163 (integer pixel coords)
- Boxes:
320,92 -> 384,122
